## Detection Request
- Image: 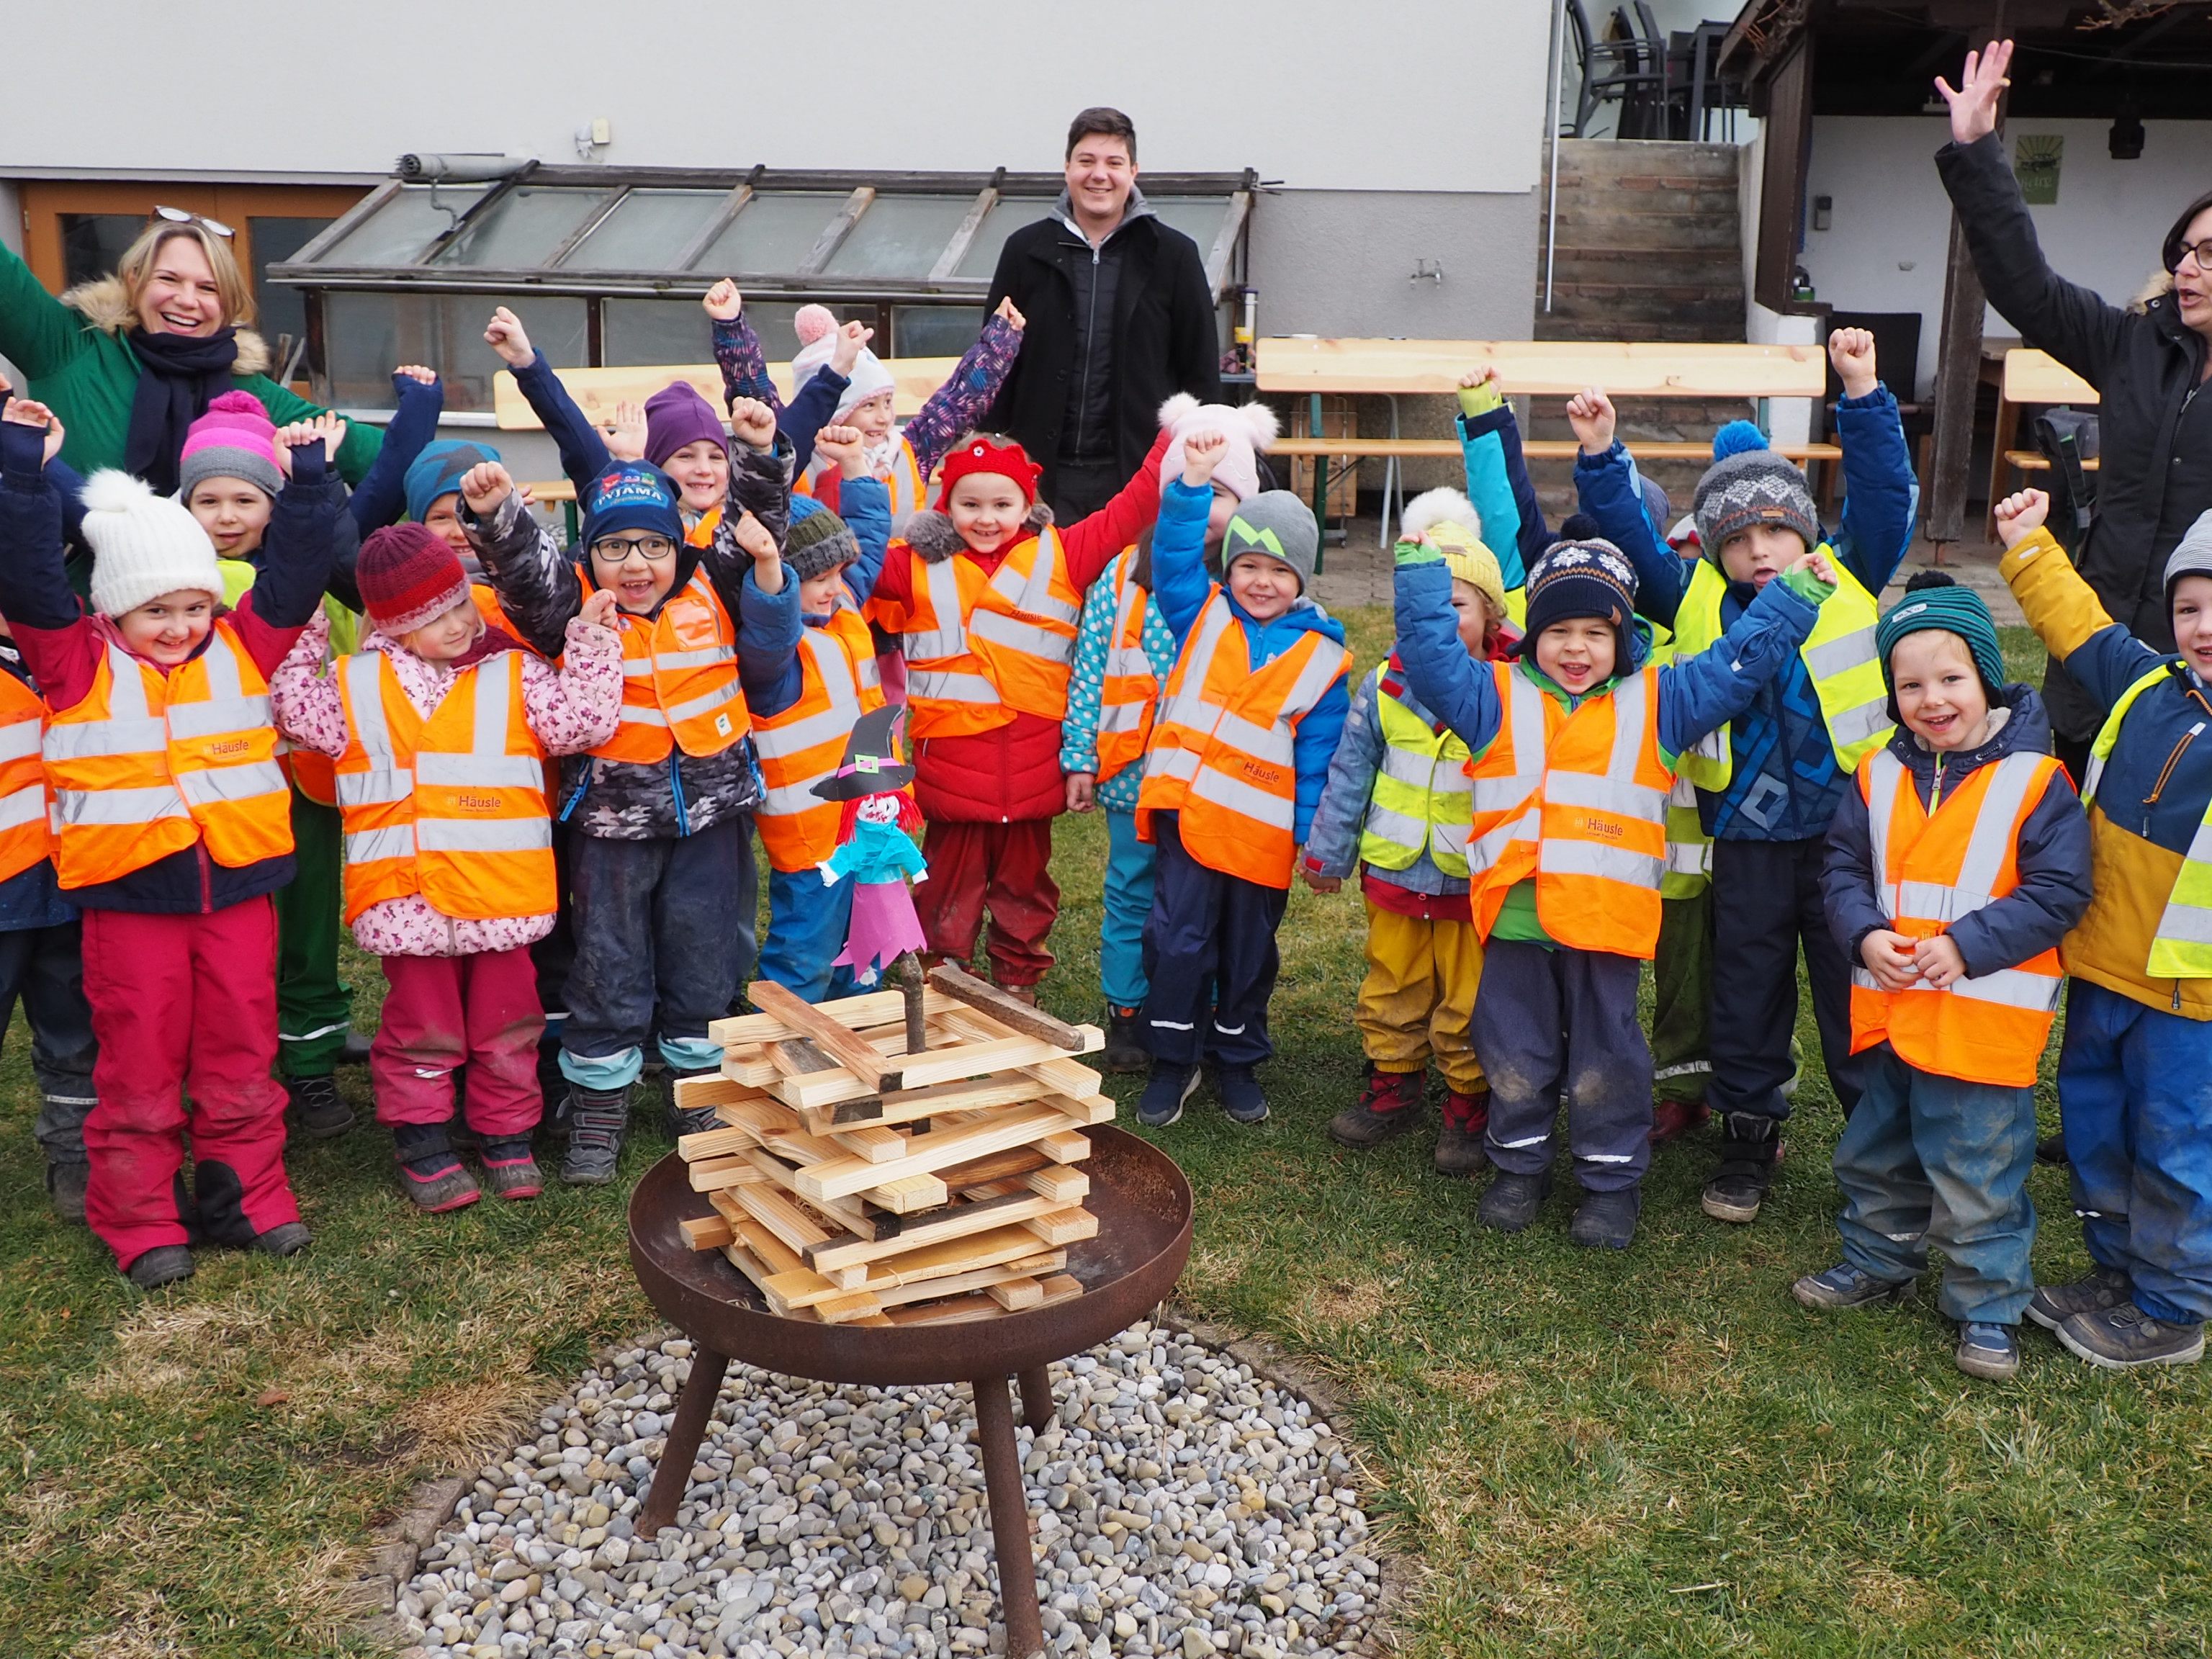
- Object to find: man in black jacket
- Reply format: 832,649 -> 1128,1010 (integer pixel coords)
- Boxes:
985,107 -> 1222,521
1938,40 -> 2212,772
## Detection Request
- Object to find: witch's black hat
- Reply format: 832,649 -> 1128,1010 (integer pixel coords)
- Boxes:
810,704 -> 915,800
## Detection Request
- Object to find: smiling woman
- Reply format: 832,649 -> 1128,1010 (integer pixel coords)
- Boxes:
0,216 -> 379,491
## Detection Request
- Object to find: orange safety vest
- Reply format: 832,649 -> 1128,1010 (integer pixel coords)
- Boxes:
0,670 -> 54,886
1846,747 -> 2064,1087
42,621 -> 294,888
1094,549 -> 1158,785
591,567 -> 750,764
1460,663 -> 1672,957
797,441 -> 927,530
332,648 -> 555,925
684,503 -> 724,551
1135,590 -> 1350,887
872,529 -> 1084,741
752,606 -> 885,872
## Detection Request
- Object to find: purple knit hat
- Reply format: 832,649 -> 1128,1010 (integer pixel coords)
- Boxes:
644,382 -> 729,469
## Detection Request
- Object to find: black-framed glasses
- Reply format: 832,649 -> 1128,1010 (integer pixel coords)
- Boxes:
153,204 -> 234,238
591,534 -> 677,563
2173,238 -> 2212,275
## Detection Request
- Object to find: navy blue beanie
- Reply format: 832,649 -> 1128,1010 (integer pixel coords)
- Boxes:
580,460 -> 683,551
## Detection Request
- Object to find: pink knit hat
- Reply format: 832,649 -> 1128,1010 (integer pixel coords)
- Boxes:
178,391 -> 282,501
1157,394 -> 1279,503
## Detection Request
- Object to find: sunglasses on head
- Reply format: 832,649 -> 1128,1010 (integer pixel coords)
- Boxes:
152,205 -> 234,238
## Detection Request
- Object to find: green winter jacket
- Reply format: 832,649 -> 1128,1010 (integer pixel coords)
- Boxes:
0,240 -> 379,484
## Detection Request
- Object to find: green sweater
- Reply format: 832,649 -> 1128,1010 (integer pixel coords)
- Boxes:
0,241 -> 379,485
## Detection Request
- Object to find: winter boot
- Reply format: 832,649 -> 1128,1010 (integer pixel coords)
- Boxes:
1102,1008 -> 1148,1074
1568,1184 -> 1641,1250
1701,1111 -> 1782,1224
1956,1322 -> 2020,1380
45,1159 -> 88,1225
393,1123 -> 480,1213
1476,1169 -> 1552,1233
2033,1130 -> 2069,1166
478,1138 -> 544,1200
2056,1303 -> 2206,1370
1792,1262 -> 1914,1310
1649,1097 -> 1710,1145
561,1084 -> 633,1185
2026,1264 -> 2131,1332
285,1074 -> 355,1141
252,1220 -> 312,1256
1326,1066 -> 1424,1149
1434,1087 -> 1491,1177
125,1245 -> 195,1290
447,1085 -> 482,1154
1138,1063 -> 1201,1129
662,1067 -> 725,1139
1216,1067 -> 1269,1125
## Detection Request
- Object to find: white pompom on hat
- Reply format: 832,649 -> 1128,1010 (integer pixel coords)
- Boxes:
80,469 -> 225,619
1157,393 -> 1279,503
790,303 -> 897,423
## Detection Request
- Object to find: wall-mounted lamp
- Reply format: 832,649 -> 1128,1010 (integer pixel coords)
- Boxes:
2110,107 -> 2145,161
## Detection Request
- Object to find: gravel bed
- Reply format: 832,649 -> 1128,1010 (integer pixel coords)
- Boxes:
397,1323 -> 1378,1659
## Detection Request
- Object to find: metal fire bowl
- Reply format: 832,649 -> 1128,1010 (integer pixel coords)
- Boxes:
627,1125 -> 1194,1388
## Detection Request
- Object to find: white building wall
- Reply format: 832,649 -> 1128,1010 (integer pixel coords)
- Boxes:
1800,114 -> 2212,397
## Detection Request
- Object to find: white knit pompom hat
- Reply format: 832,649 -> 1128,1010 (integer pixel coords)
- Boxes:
1157,393 -> 1280,503
791,304 -> 897,422
81,469 -> 225,619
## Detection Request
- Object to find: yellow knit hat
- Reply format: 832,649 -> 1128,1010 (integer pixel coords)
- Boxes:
1401,487 -> 1507,617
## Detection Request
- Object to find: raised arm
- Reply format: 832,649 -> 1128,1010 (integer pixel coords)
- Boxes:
458,463 -> 585,659
1391,548 -> 1503,758
254,377 -> 382,486
1147,449 -> 1227,642
1825,328 -> 1917,591
0,240 -> 91,383
903,302 -> 1026,478
487,307 -> 612,493
348,367 -> 445,534
1655,558 -> 1827,756
231,421 -> 346,675
814,436 -> 891,606
1457,374 -> 1541,590
706,282 -> 785,416
1995,493 -> 2169,714
1570,390 -> 1689,627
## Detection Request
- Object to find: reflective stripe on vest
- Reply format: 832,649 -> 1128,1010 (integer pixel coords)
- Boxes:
1669,554 -> 1892,793
752,610 -> 883,872
1096,549 -> 1158,784
1461,663 -> 1671,956
1359,666 -> 1474,877
2085,662 -> 2212,978
593,568 -> 748,763
41,623 -> 292,887
1660,773 -> 1712,898
1134,591 -> 1349,887
334,649 -> 554,925
1847,747 -> 2063,1086
881,529 -> 1084,739
0,673 -> 52,885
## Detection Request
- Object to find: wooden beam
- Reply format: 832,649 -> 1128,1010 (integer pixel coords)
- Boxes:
1253,338 -> 1828,400
1929,0 -> 2010,547
926,963 -> 1087,1049
749,978 -> 898,1092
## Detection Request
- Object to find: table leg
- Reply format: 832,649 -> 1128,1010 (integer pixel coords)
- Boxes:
1017,1366 -> 1056,1431
971,1376 -> 1045,1659
639,1345 -> 730,1535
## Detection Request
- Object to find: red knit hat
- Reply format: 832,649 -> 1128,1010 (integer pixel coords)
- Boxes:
358,523 -> 470,635
932,435 -> 1043,511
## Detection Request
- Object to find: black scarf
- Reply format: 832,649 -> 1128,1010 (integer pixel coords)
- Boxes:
124,326 -> 241,496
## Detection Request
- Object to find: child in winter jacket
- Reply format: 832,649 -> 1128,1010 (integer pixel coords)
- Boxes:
1802,572 -> 2090,1380
0,398 -> 342,1289
180,377 -> 442,1143
863,429 -> 1169,998
1571,328 -> 1920,1226
271,523 -> 622,1209
1133,444 -> 1351,1129
1995,488 -> 2212,1370
1394,531 -> 1833,1249
1303,496 -> 1519,1174
750,426 -> 897,999
1061,395 -> 1280,1071
457,393 -> 799,1185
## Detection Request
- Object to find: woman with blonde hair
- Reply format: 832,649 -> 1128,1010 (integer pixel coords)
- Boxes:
0,210 -> 378,490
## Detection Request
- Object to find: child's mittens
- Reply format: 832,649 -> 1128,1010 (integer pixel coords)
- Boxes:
1394,536 -> 1443,569
1457,370 -> 1504,419
1777,562 -> 1835,606
818,858 -> 842,887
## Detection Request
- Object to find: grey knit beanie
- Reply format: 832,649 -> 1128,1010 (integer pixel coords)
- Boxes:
1220,491 -> 1320,595
786,495 -> 861,581
1693,449 -> 1818,562
2164,508 -> 2212,598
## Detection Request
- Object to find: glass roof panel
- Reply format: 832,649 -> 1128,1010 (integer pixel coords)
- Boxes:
562,189 -> 729,270
692,192 -> 848,275
1145,197 -> 1234,256
822,194 -> 977,279
428,186 -> 610,268
953,198 -> 1057,280
320,184 -> 490,266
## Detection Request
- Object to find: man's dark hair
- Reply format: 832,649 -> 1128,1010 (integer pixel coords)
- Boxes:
1066,107 -> 1138,164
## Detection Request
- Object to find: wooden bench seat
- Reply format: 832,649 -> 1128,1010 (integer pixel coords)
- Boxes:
1267,436 -> 1842,462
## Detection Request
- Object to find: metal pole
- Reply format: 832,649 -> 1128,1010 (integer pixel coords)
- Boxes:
639,1346 -> 730,1535
1545,0 -> 1570,312
973,1376 -> 1045,1659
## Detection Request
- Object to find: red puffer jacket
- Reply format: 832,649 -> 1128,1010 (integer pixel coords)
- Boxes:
871,433 -> 1167,822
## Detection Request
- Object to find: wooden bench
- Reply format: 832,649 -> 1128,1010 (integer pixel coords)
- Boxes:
1987,348 -> 2099,539
1254,338 -> 1840,552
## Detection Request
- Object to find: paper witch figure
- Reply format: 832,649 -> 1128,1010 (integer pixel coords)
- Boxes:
814,705 -> 928,989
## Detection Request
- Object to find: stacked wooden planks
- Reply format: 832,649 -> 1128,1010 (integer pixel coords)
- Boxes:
673,968 -> 1111,1327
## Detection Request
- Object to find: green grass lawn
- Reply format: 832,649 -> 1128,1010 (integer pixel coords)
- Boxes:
1,618 -> 2206,1657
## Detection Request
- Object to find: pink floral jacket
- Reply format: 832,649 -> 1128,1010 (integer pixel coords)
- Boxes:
271,609 -> 623,957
